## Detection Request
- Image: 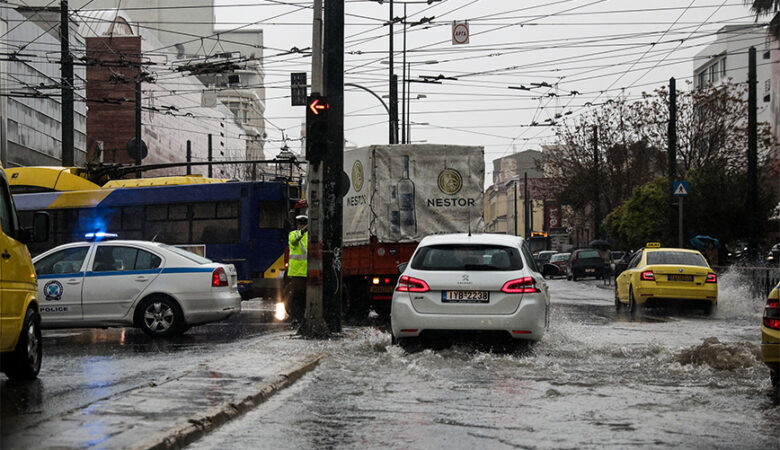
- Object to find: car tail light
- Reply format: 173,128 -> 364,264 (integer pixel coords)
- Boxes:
764,296 -> 780,330
396,275 -> 429,292
501,276 -> 539,293
212,267 -> 229,287
706,273 -> 717,283
640,270 -> 655,281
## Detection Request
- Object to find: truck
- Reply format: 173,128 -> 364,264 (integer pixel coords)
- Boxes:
341,144 -> 485,318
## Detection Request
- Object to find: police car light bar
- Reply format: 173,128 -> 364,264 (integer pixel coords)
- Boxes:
85,232 -> 118,241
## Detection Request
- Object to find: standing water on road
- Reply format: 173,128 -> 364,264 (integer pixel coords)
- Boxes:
191,273 -> 779,449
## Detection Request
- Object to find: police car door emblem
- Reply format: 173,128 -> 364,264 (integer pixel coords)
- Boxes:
44,280 -> 64,301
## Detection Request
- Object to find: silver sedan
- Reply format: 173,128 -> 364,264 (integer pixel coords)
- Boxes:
391,233 -> 550,346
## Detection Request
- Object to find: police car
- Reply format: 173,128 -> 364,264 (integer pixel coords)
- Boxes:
32,233 -> 241,337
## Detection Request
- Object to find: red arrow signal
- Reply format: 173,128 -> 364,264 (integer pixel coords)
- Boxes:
309,98 -> 329,115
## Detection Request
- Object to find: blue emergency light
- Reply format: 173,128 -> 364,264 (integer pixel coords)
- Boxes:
85,232 -> 118,241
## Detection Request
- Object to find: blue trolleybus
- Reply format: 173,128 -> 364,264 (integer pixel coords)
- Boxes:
10,167 -> 298,299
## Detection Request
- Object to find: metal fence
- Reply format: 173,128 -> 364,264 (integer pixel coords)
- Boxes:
713,265 -> 780,298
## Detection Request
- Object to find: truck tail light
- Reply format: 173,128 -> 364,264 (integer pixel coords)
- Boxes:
764,297 -> 780,330
501,276 -> 538,293
212,267 -> 228,287
640,270 -> 655,281
706,273 -> 717,283
396,275 -> 429,292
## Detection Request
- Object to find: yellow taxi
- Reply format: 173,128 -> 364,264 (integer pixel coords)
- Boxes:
762,283 -> 780,391
0,166 -> 48,380
614,243 -> 717,316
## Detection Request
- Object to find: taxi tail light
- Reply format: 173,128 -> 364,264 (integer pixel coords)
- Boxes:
396,275 -> 429,292
764,297 -> 780,330
212,267 -> 229,287
706,273 -> 717,283
640,270 -> 655,281
501,276 -> 538,293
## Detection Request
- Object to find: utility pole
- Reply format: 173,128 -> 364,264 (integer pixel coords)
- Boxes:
401,3 -> 407,144
60,0 -> 74,167
388,0 -> 398,144
186,140 -> 192,175
669,77 -> 677,246
208,134 -> 213,177
135,80 -> 142,178
514,179 -> 518,236
300,0 -> 331,338
321,0 -> 345,332
592,126 -> 600,239
524,172 -> 529,240
747,46 -> 758,260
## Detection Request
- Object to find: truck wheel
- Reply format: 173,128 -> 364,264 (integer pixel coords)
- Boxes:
3,308 -> 42,381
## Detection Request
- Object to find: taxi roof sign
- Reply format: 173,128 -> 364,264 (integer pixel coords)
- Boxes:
646,242 -> 661,248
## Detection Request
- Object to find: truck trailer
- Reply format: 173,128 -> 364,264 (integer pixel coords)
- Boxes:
341,144 -> 485,318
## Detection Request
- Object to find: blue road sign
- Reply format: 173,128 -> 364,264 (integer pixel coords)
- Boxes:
673,180 -> 689,197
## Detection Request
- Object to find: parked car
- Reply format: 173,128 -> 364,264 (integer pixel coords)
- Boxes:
391,233 -> 550,347
567,248 -> 606,281
546,252 -> 570,278
0,166 -> 49,380
767,243 -> 780,266
32,234 -> 241,337
614,243 -> 717,316
762,283 -> 780,392
534,250 -> 558,268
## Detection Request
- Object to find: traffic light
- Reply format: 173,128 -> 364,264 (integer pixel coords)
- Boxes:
306,96 -> 329,164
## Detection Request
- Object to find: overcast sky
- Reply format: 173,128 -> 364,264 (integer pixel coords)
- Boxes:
214,0 -> 767,182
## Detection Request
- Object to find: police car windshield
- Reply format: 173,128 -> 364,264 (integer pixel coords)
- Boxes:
161,245 -> 213,264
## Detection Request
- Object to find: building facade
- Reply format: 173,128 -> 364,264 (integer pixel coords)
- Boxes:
693,24 -> 773,126
0,7 -> 87,167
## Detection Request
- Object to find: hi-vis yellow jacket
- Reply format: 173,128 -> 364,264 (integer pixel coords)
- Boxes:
288,229 -> 308,277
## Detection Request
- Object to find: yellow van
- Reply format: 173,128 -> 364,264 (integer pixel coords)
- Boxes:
0,166 -> 48,380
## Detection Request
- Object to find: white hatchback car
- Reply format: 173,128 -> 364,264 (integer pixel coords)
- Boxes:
391,233 -> 550,345
33,234 -> 241,337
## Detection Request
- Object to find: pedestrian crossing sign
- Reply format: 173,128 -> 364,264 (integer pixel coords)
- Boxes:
673,180 -> 689,197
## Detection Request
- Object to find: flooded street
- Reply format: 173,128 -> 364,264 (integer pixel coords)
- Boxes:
192,274 -> 779,449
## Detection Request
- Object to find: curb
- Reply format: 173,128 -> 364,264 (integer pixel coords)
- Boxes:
138,354 -> 325,450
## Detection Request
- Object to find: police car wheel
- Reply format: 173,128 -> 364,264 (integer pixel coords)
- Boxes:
137,296 -> 185,337
3,308 -> 42,381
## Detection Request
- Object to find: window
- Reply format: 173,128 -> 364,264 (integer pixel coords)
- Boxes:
161,244 -> 212,264
93,246 -> 161,272
627,252 -> 642,269
720,58 -> 726,78
411,244 -> 524,271
697,70 -> 706,88
646,251 -> 707,267
35,246 -> 89,275
258,200 -> 286,229
709,64 -> 717,83
0,175 -> 17,237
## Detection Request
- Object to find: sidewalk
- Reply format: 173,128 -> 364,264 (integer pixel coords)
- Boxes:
3,332 -> 324,450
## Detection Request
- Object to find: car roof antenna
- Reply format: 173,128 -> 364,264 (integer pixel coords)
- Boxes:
468,210 -> 472,237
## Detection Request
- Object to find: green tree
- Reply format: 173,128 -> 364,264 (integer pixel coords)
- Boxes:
746,0 -> 780,39
603,178 -> 671,250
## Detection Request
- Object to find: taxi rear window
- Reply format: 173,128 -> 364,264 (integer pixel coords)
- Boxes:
646,251 -> 707,267
411,244 -> 523,271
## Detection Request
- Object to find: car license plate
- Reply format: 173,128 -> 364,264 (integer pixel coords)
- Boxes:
442,290 -> 489,303
585,268 -> 595,273
667,274 -> 693,282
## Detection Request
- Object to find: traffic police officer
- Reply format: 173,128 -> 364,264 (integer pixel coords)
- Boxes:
286,215 -> 308,323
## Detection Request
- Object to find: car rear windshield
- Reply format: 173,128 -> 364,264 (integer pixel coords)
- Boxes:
411,244 -> 523,271
646,251 -> 707,267
576,249 -> 601,259
160,244 -> 213,264
550,253 -> 569,262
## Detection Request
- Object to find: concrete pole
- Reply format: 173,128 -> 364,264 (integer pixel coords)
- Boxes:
300,0 -> 331,337
61,0 -> 74,167
747,47 -> 758,260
